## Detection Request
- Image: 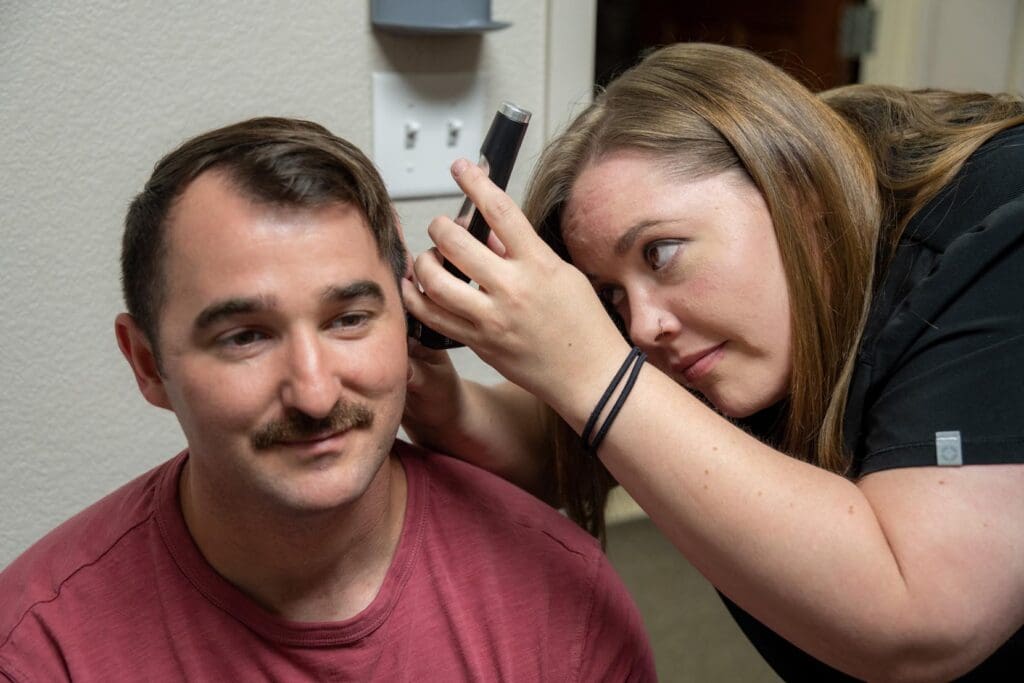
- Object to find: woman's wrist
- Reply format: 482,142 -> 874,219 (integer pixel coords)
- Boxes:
537,334 -> 636,438
581,346 -> 647,453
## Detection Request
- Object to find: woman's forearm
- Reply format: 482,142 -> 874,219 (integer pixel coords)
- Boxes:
404,156 -> 1024,679
553,359 -> 1023,680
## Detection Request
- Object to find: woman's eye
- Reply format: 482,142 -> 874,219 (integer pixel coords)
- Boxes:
597,286 -> 625,310
644,241 -> 682,270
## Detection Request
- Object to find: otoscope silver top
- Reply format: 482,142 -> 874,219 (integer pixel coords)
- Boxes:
499,102 -> 532,123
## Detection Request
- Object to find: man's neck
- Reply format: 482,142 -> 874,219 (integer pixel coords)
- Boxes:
178,455 -> 407,622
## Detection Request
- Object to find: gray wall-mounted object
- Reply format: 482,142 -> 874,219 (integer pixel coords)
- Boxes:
371,0 -> 510,34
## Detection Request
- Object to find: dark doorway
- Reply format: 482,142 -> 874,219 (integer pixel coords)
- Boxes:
596,0 -> 866,92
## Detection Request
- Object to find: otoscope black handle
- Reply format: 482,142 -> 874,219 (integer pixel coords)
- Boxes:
410,102 -> 531,349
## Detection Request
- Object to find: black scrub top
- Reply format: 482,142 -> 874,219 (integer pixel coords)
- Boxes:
724,123 -> 1024,681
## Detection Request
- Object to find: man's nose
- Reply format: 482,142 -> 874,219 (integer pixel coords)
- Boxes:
279,331 -> 338,419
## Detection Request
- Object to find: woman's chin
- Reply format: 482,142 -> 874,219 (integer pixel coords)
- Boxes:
705,388 -> 778,420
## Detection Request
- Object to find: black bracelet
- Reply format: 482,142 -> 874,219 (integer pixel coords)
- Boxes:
581,346 -> 646,453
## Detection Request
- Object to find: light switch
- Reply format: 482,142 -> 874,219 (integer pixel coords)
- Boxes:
373,72 -> 487,199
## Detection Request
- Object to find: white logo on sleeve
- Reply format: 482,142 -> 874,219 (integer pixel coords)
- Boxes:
935,430 -> 963,466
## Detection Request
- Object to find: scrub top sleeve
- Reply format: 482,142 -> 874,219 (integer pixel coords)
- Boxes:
858,196 -> 1024,475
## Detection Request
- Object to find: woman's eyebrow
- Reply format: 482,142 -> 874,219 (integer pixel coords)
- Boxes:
615,220 -> 664,255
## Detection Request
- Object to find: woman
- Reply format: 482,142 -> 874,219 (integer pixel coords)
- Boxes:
401,43 -> 1024,679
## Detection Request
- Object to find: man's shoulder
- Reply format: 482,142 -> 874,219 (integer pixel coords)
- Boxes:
392,441 -> 657,681
0,456 -> 175,643
396,440 -> 602,560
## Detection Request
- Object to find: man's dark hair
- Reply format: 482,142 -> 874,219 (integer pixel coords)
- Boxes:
122,117 -> 406,354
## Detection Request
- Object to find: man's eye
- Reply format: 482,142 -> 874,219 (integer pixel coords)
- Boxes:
331,312 -> 371,329
644,241 -> 682,270
220,330 -> 267,347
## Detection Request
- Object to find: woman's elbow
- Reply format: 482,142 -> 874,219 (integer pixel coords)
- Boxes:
851,621 -> 1009,682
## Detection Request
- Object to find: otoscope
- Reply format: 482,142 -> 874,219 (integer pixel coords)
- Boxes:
407,101 -> 532,349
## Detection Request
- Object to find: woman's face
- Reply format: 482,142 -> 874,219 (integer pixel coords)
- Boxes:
562,151 -> 792,418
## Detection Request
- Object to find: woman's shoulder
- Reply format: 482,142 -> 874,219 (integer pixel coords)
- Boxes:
970,121 -> 1024,166
846,128 -> 1024,472
905,123 -> 1024,249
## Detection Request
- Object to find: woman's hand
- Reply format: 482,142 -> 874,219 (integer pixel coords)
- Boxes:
402,336 -> 554,494
402,159 -> 628,416
402,338 -> 464,441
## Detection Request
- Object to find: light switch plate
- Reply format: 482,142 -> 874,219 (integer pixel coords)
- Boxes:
373,71 -> 487,199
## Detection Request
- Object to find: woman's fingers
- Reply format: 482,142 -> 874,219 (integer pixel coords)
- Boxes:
404,162 -> 631,403
486,229 -> 507,257
405,337 -> 456,397
403,255 -> 482,344
450,159 -> 541,259
426,211 -> 513,293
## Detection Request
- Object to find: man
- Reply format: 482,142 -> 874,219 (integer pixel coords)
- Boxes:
0,118 -> 655,680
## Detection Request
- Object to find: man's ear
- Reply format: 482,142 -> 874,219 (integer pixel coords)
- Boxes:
115,313 -> 172,410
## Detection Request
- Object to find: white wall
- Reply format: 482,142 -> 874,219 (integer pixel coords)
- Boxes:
0,1 -> 594,568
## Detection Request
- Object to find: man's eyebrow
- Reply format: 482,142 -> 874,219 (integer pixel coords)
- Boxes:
614,220 -> 664,256
193,296 -> 276,332
192,282 -> 385,333
321,280 -> 385,304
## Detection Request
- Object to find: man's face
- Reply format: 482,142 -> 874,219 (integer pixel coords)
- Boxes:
145,171 -> 408,514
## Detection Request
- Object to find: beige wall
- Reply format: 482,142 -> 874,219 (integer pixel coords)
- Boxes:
0,1 -> 595,568
862,0 -> 1024,92
7,0 -> 1016,570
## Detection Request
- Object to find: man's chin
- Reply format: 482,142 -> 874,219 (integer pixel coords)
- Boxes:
259,453 -> 394,515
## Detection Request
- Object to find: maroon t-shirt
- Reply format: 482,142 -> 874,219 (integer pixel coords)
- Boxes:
0,441 -> 655,681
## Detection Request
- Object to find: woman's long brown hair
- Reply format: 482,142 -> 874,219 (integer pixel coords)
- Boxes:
523,43 -> 1024,539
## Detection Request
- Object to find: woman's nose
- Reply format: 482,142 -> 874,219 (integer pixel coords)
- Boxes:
628,293 -> 679,350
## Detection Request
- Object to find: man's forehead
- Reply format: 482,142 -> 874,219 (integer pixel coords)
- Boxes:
168,170 -> 370,236
161,171 -> 391,297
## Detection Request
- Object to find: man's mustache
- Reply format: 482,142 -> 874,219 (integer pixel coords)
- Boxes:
251,401 -> 374,450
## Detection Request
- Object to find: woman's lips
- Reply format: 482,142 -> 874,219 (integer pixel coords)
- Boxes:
678,343 -> 726,385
